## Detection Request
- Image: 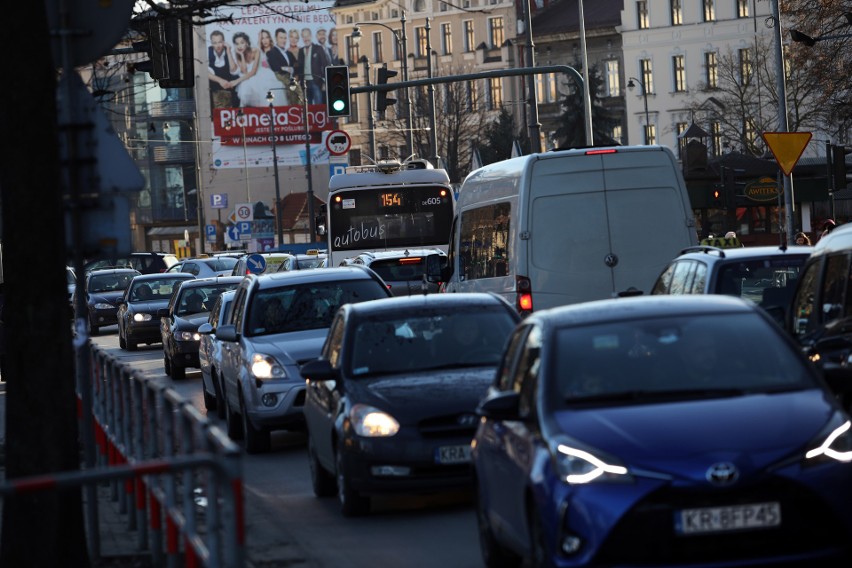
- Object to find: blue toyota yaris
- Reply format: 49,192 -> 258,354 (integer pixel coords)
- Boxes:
472,295 -> 852,567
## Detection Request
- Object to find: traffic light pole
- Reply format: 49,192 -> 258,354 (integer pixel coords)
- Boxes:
351,64 -> 588,146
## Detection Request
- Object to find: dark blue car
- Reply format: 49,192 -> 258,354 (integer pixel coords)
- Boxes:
473,295 -> 852,567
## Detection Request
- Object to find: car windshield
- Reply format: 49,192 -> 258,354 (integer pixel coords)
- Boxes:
130,278 -> 187,301
347,308 -> 516,377
716,256 -> 807,309
177,283 -> 239,316
550,313 -> 816,406
89,273 -> 136,293
369,258 -> 426,282
246,280 -> 388,336
295,256 -> 324,269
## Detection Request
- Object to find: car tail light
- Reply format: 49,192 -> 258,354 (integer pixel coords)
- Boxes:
398,257 -> 422,264
516,275 -> 533,313
585,148 -> 617,155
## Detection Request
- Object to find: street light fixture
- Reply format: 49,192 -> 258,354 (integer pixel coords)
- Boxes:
265,91 -> 284,248
627,77 -> 651,144
791,12 -> 852,46
351,12 -> 414,159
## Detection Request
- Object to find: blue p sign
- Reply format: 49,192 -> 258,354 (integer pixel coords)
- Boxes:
211,193 -> 228,209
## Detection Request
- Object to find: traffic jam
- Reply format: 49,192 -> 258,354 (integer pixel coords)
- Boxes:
83,151 -> 852,567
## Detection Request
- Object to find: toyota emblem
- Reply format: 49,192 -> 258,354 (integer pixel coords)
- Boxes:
705,462 -> 739,486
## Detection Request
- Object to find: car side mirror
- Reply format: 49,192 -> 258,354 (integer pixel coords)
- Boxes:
198,322 -> 213,335
300,358 -> 339,382
425,254 -> 448,283
215,324 -> 238,342
477,390 -> 521,420
157,308 -> 170,318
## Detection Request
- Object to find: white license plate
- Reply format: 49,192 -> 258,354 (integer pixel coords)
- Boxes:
435,444 -> 471,464
676,502 -> 781,535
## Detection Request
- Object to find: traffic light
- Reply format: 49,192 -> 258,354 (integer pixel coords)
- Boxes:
711,186 -> 723,208
832,144 -> 852,192
375,66 -> 398,112
128,16 -> 194,88
325,65 -> 351,117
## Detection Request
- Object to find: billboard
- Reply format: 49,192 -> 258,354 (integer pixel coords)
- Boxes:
205,1 -> 340,169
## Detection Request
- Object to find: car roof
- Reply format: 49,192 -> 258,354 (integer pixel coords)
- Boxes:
345,292 -> 516,317
812,222 -> 852,254
176,276 -> 244,288
131,273 -> 195,282
251,266 -> 380,290
528,295 -> 759,328
672,245 -> 812,262
353,248 -> 446,262
87,268 -> 141,276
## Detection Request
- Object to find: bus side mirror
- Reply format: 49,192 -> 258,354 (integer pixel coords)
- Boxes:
315,215 -> 327,236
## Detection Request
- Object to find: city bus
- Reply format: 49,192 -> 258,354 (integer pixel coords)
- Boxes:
325,159 -> 455,267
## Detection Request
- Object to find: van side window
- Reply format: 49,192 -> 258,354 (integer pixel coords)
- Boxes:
459,202 -> 511,281
792,261 -> 820,337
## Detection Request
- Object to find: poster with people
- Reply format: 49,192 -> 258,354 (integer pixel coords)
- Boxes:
206,1 -> 340,169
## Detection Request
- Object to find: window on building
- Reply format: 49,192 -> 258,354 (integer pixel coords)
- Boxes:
373,32 -> 384,63
739,48 -> 753,84
349,93 -> 359,124
393,32 -> 401,60
464,20 -> 475,52
440,1 -> 448,11
676,122 -> 688,157
673,55 -> 686,92
671,0 -> 682,25
645,124 -> 656,145
467,81 -> 478,111
605,60 -> 620,97
416,26 -> 427,57
703,0 -> 715,22
737,0 -> 749,17
744,117 -> 757,146
705,51 -> 718,89
489,77 -> 503,109
442,23 -> 452,55
489,17 -> 504,48
536,73 -> 557,103
414,0 -> 426,11
345,35 -> 360,66
641,58 -> 654,94
711,121 -> 722,156
637,1 -> 650,29
612,124 -> 624,145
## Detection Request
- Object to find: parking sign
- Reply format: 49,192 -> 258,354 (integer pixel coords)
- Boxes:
210,193 -> 228,209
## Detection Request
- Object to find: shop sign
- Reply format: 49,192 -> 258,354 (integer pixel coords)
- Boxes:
744,177 -> 780,202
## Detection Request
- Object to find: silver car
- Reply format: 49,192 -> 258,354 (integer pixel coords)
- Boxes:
214,267 -> 393,453
198,290 -> 236,418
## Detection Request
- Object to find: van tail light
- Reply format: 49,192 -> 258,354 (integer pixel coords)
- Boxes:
516,275 -> 533,313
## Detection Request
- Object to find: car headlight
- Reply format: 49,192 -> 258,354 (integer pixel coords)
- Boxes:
805,419 -> 852,463
552,438 -> 629,484
350,403 -> 399,437
93,303 -> 114,310
133,313 -> 152,322
249,353 -> 287,380
176,331 -> 201,341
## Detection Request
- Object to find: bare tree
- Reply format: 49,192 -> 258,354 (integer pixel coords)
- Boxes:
685,36 -> 829,157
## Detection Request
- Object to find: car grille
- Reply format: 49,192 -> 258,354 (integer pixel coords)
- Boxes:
418,413 -> 479,438
595,477 -> 847,564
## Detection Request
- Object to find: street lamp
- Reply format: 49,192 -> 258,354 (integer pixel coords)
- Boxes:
288,78 -> 316,240
352,12 -> 414,159
790,12 -> 852,45
627,77 -> 650,144
265,91 -> 284,248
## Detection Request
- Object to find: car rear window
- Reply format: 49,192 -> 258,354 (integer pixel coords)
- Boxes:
715,256 -> 808,308
370,258 -> 426,282
88,272 -> 137,293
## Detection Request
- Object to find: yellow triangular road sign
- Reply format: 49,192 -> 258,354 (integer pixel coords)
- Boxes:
762,132 -> 812,176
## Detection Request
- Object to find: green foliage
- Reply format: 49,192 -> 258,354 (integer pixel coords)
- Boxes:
555,61 -> 620,148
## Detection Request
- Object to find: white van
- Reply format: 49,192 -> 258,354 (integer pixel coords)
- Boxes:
438,145 -> 697,313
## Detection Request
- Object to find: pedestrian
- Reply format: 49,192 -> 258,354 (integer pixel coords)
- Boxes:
794,232 -> 812,246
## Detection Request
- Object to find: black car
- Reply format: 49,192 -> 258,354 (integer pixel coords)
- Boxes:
159,276 -> 242,380
117,273 -> 195,351
75,268 -> 140,335
84,252 -> 179,274
301,293 -> 520,516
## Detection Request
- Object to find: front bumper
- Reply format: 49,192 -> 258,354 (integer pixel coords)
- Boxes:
126,319 -> 162,344
89,307 -> 118,327
243,380 -> 307,431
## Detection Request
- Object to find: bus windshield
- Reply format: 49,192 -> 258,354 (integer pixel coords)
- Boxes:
328,185 -> 453,253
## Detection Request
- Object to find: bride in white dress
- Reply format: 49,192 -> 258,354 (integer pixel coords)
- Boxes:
229,30 -> 286,108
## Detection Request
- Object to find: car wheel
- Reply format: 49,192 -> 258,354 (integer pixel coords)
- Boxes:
308,434 -> 336,497
202,377 -> 217,412
240,394 -> 270,454
163,356 -> 172,376
335,444 -> 369,517
476,481 -> 521,568
225,393 -> 243,440
527,505 -> 553,568
215,372 -> 227,420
